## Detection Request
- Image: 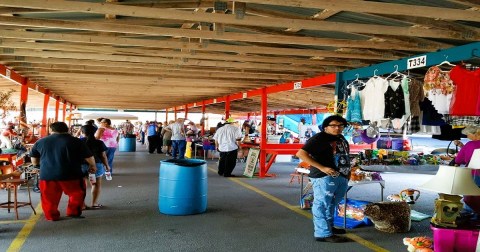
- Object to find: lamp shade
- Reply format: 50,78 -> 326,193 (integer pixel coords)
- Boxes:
419,165 -> 480,196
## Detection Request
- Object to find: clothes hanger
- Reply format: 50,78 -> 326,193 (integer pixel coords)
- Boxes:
346,74 -> 365,90
436,55 -> 456,67
385,65 -> 406,81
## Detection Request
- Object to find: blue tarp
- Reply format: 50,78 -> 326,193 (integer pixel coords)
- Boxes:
277,114 -> 331,134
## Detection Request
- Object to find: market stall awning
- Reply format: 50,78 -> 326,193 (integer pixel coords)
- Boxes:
83,112 -> 138,121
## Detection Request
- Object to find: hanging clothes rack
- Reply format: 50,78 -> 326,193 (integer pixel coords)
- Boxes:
335,41 -> 480,100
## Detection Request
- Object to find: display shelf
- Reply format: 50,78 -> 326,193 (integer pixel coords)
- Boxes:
360,164 -> 439,175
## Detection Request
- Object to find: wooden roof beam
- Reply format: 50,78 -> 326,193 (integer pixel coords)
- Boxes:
0,1 -> 478,40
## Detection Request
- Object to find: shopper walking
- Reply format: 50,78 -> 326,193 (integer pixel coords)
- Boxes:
295,115 -> 351,243
95,118 -> 119,174
166,118 -> 186,159
213,118 -> 242,177
81,125 -> 110,209
30,122 -> 96,221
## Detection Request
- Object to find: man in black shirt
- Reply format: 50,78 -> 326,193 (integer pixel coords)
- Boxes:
30,122 -> 96,221
296,115 -> 351,243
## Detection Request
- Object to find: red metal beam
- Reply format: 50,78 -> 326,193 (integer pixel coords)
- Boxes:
1,64 -> 75,110
40,90 -> 50,137
170,73 -> 335,111
62,102 -> 67,122
55,98 -> 60,121
225,95 -> 230,119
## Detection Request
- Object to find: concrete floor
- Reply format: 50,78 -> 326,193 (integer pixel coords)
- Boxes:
0,143 -> 439,252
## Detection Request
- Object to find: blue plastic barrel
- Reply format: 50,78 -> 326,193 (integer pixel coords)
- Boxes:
159,159 -> 207,215
119,137 -> 136,152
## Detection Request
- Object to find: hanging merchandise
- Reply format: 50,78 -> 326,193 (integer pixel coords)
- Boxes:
384,79 -> 406,120
423,64 -> 455,114
449,65 -> 480,116
359,75 -> 388,123
345,85 -> 363,124
443,115 -> 480,127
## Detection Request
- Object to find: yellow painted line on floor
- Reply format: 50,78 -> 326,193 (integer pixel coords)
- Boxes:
0,220 -> 28,224
7,203 -> 43,252
225,174 -> 389,252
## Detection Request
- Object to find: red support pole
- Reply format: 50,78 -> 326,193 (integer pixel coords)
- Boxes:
225,95 -> 231,119
259,88 -> 267,178
201,100 -> 206,136
40,90 -> 50,137
185,104 -> 189,119
54,97 -> 60,121
19,81 -> 28,129
174,107 -> 177,120
62,102 -> 67,122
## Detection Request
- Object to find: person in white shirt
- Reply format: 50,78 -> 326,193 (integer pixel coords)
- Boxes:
165,118 -> 186,159
213,118 -> 243,177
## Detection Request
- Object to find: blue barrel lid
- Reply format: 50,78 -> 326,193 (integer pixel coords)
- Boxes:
161,159 -> 206,167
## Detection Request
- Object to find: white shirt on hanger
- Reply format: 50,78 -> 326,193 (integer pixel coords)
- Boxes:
359,76 -> 389,123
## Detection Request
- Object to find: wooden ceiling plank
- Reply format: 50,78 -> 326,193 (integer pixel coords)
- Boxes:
234,0 -> 480,22
0,0 -> 478,39
0,29 -> 397,60
0,39 -> 367,67
0,16 -> 434,51
0,48 -> 332,72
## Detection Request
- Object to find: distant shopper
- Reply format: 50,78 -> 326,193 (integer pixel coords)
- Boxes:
120,119 -> 135,138
81,125 -> 110,209
74,119 -> 96,138
213,118 -> 242,177
296,115 -> 351,243
146,121 -> 161,154
161,120 -> 174,156
0,123 -> 17,149
30,122 -> 96,221
298,117 -> 306,135
95,118 -> 119,174
165,118 -> 186,159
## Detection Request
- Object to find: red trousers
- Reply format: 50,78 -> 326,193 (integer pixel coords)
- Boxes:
39,179 -> 86,221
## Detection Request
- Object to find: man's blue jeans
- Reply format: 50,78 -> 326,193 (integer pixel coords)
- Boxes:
310,176 -> 348,238
172,140 -> 186,159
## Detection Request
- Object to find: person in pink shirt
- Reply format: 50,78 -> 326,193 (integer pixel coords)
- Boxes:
95,118 -> 119,174
453,125 -> 480,215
